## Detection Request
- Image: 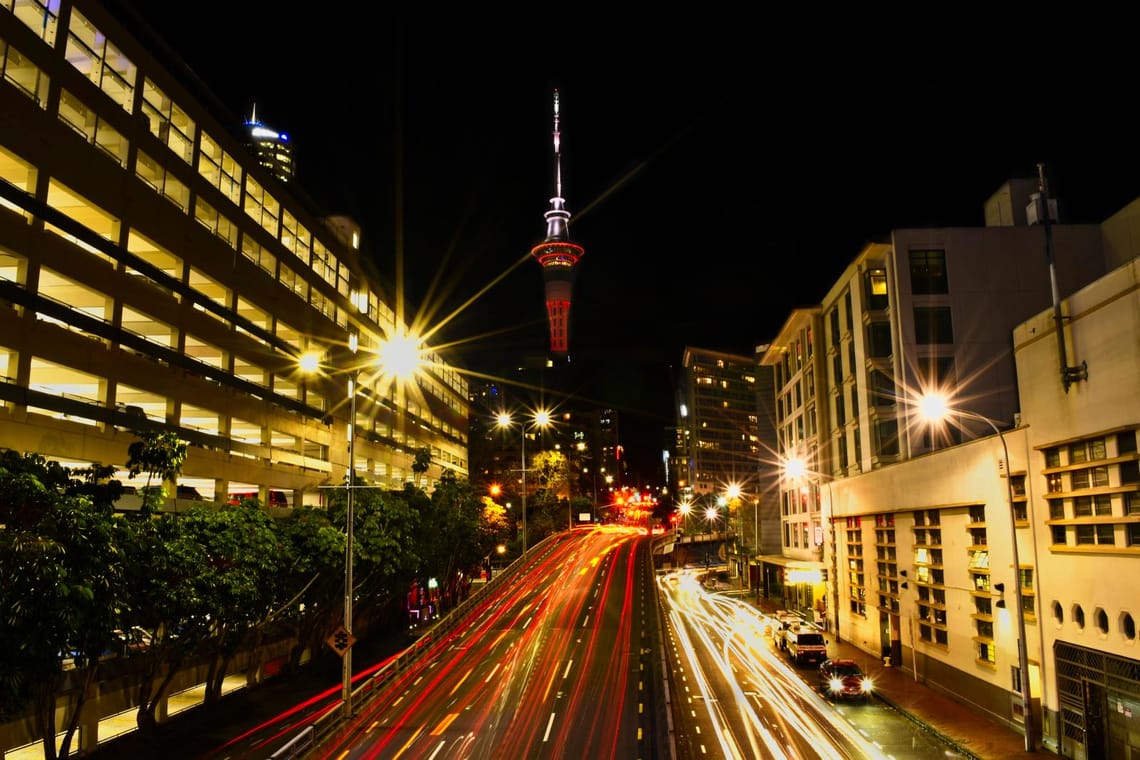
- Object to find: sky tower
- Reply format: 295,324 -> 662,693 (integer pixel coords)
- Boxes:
530,89 -> 584,359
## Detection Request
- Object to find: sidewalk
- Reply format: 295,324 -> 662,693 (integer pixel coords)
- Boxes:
750,594 -> 1040,760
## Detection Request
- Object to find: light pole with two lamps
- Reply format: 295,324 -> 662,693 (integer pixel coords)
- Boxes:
918,393 -> 1034,753
303,330 -> 422,719
497,409 -> 551,555
723,483 -> 745,586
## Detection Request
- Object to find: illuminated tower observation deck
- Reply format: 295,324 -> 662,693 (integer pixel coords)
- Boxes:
530,89 -> 584,358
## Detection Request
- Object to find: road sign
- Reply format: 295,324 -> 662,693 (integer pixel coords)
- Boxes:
327,626 -> 356,657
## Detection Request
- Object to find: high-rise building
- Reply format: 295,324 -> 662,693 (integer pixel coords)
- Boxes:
674,346 -> 775,580
677,347 -> 762,501
0,0 -> 469,508
530,89 -> 583,360
243,105 -> 295,183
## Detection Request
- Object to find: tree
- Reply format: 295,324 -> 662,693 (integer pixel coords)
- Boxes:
412,446 -> 432,489
477,496 -> 511,555
416,472 -> 483,609
268,506 -> 346,672
327,475 -> 420,628
0,450 -> 124,760
531,450 -> 569,499
171,501 -> 288,704
125,432 -> 187,513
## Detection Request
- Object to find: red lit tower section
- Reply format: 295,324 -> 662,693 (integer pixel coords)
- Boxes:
530,89 -> 584,358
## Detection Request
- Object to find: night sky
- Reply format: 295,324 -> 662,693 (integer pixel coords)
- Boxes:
119,3 -> 1139,481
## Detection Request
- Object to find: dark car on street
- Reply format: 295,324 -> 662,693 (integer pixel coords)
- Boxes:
818,658 -> 873,702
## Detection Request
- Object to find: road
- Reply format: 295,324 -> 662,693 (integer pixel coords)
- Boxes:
659,568 -> 973,759
201,531 -> 972,760
306,525 -> 666,759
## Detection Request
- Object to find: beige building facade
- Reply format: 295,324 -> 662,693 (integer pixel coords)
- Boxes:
764,184 -> 1139,757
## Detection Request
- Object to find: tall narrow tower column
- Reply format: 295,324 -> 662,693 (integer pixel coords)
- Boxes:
530,89 -> 584,359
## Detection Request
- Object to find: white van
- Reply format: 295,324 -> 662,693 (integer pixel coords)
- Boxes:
785,627 -> 828,666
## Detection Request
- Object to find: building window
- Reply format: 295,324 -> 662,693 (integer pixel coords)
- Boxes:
1071,467 -> 1109,489
66,9 -> 135,112
909,249 -> 948,294
875,419 -> 899,457
141,78 -> 195,165
1121,460 -> 1140,485
1072,495 -> 1112,517
866,321 -> 892,359
914,307 -> 954,344
864,268 -> 889,310
870,369 -> 896,406
846,516 -> 865,617
1075,524 -> 1115,546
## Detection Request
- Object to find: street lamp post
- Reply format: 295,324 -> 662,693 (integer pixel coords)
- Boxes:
498,410 -> 550,555
342,365 -> 356,718
521,426 -> 528,553
784,457 -> 841,639
305,329 -> 422,721
920,394 -> 1033,753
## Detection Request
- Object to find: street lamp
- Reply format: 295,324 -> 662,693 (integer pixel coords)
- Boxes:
343,335 -> 359,719
919,393 -> 1034,753
497,409 -> 551,554
305,329 -> 422,720
723,483 -> 744,585
676,499 -> 693,533
784,455 -> 840,639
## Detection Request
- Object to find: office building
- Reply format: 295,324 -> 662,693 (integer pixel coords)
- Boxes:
243,105 -> 295,183
675,346 -> 776,581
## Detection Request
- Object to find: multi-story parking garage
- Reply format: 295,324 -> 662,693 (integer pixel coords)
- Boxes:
0,0 -> 469,509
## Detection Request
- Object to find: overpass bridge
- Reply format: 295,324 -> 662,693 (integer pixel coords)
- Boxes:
652,530 -> 729,570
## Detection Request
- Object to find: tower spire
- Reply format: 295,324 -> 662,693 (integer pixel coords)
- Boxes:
553,88 -> 562,200
530,88 -> 584,359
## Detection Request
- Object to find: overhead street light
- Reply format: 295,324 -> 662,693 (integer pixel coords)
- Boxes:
783,455 -> 840,640
919,393 -> 1033,753
497,409 -> 551,555
303,328 -> 423,720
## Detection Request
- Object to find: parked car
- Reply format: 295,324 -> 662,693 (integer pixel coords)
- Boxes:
770,611 -> 801,650
818,658 -> 873,701
176,485 -> 203,500
228,490 -> 289,507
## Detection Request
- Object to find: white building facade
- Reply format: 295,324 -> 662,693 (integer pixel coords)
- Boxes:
764,179 -> 1139,756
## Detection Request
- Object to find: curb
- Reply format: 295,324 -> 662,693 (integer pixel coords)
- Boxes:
871,690 -> 983,760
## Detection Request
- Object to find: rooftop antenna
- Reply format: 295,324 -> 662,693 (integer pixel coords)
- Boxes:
1030,162 -> 1088,393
